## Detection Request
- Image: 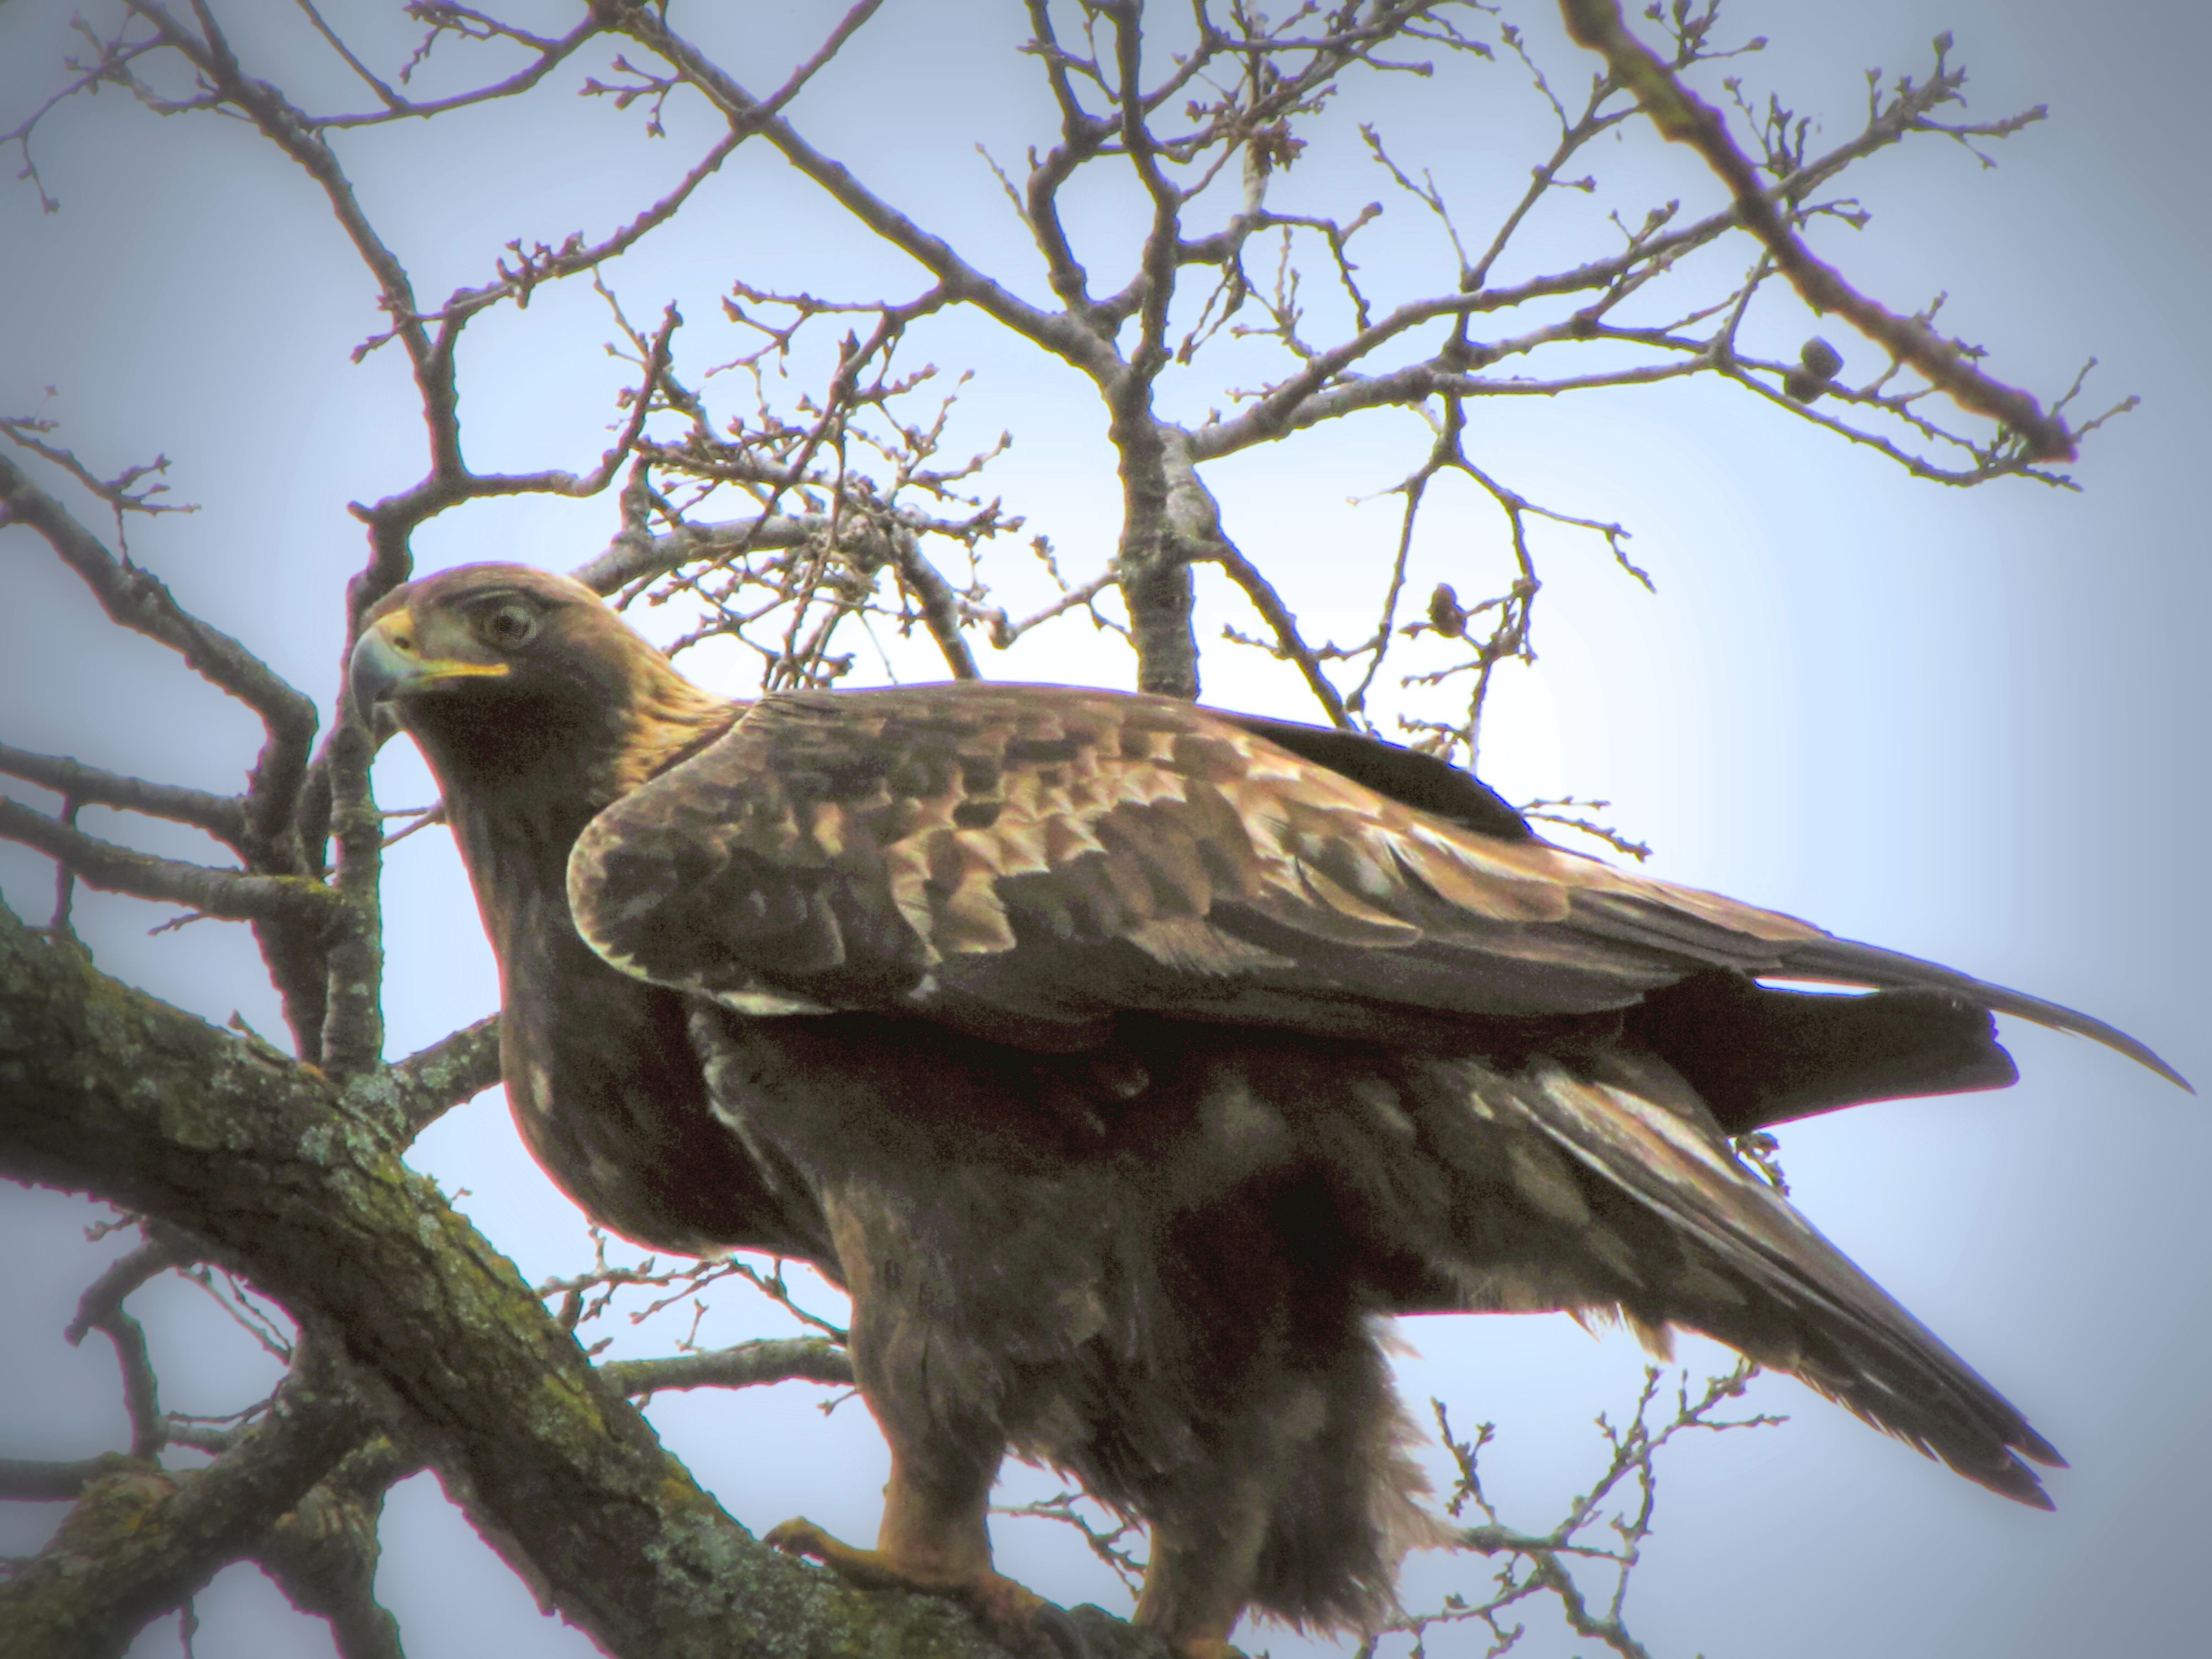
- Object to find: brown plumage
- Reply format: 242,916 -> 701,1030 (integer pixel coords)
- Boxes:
352,562 -> 2180,1657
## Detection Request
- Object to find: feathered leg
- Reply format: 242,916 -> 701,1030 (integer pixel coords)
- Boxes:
766,1194 -> 1089,1657
1120,1278 -> 1442,1655
1131,1539 -> 1249,1659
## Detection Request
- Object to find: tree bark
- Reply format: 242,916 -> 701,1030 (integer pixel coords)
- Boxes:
0,902 -> 1155,1658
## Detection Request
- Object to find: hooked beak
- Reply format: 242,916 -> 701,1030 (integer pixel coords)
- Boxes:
347,608 -> 508,725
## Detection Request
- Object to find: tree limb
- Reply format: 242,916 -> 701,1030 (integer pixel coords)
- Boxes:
0,1454 -> 139,1502
0,798 -> 335,928
1557,0 -> 2074,459
0,901 -> 1154,1659
603,1337 -> 854,1397
254,1431 -> 419,1659
0,1339 -> 364,1659
612,8 -> 1118,380
309,7 -> 599,129
0,744 -> 246,851
889,535 -> 982,680
361,1015 -> 504,1145
64,1230 -> 193,1460
0,448 -> 318,863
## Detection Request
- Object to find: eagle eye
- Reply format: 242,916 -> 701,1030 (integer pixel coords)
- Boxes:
477,601 -> 538,650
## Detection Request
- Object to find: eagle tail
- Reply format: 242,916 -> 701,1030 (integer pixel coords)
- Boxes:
1622,972 -> 2023,1134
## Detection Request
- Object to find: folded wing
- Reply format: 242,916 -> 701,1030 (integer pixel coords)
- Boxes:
568,681 -> 2178,1084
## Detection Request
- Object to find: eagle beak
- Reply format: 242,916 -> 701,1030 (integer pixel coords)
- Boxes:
348,608 -> 508,723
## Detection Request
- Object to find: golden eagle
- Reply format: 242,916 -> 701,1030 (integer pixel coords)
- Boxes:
351,562 -> 2179,1658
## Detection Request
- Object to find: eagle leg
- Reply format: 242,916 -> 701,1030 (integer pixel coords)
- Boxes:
1130,1516 -> 1259,1659
765,1452 -> 1089,1658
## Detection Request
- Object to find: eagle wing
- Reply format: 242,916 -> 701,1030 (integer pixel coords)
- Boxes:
567,681 -> 2174,1078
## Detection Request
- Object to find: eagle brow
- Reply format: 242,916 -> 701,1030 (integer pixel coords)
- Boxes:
461,588 -> 538,612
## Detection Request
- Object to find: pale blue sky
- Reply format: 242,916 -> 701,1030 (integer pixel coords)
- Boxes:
2,3 -> 2205,1656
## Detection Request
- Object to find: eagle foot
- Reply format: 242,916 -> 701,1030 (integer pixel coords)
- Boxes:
764,1516 -> 1089,1658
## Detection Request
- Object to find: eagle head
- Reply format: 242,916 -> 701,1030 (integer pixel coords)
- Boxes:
348,562 -> 733,797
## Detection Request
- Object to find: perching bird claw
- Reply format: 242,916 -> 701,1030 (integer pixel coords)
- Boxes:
765,1516 -> 1089,1658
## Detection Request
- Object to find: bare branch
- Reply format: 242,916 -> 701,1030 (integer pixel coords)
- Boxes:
611,7 -> 1118,379
1520,795 -> 1652,861
602,1337 -> 854,1397
0,1454 -> 137,1501
1392,1361 -> 1783,1655
571,516 -> 836,596
305,5 -> 596,129
65,1229 -> 193,1460
982,567 -> 1119,650
0,1338 -> 364,1657
889,535 -> 982,680
0,448 -> 318,863
1209,539 -> 1352,728
1558,1 -> 2073,458
0,744 -> 246,851
0,905 -> 1112,1659
1,20 -> 160,212
122,2 -> 440,546
319,719 -> 382,1080
0,797 -> 335,928
993,1490 -> 1146,1596
254,1428 -> 418,1659
2,416 -> 195,547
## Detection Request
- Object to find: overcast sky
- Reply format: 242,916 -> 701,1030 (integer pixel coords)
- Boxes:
2,2 -> 2205,1656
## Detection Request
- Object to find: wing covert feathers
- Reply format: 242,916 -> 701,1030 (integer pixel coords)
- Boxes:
570,681 -> 2177,1084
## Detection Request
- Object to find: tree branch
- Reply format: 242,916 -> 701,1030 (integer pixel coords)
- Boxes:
320,719 -> 383,1079
0,901 -> 1155,1659
124,1 -> 438,461
0,1454 -> 139,1502
254,1431 -> 419,1659
889,535 -> 982,680
611,8 -> 1117,380
1557,0 -> 2074,459
65,1230 -> 194,1460
309,8 -> 599,129
1208,547 -> 1353,727
0,797 -> 335,928
352,1015 -> 504,1145
0,448 -> 318,863
572,515 -> 832,595
602,1337 -> 854,1397
0,744 -> 247,851
0,1339 -> 365,1659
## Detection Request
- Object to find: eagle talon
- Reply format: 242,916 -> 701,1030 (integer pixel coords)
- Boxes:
763,1515 -> 1082,1656
762,1516 -> 911,1590
763,1516 -> 834,1561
